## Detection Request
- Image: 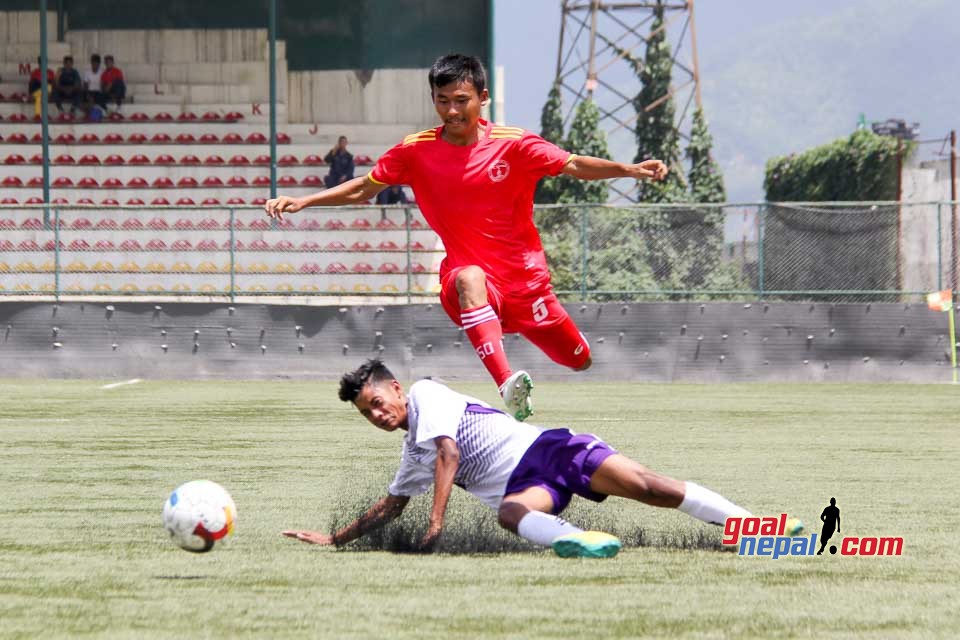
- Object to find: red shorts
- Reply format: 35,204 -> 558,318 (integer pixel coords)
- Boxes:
440,267 -> 591,369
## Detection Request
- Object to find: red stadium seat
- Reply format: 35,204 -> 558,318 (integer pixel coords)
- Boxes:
202,176 -> 224,187
29,154 -> 43,164
25,196 -> 44,204
298,218 -> 322,230
204,154 -> 224,165
251,197 -> 267,205
376,218 -> 398,229
77,177 -> 100,188
154,112 -> 173,121
353,262 -> 374,273
277,218 -> 294,230
177,177 -> 198,188
251,176 -> 270,186
107,111 -> 124,122
324,219 -> 345,230
246,133 -> 267,144
2,176 -> 23,187
408,262 -> 427,273
148,217 -> 169,230
226,197 -> 246,205
127,177 -> 148,188
68,239 -> 90,250
200,199 -> 221,207
224,111 -> 244,121
120,239 -> 142,250
278,154 -> 299,166
128,154 -> 150,165
378,240 -> 400,250
79,133 -> 100,144
326,262 -> 348,273
351,241 -> 372,251
276,133 -> 291,144
42,239 -> 63,250
78,154 -> 100,165
408,219 -> 425,229
20,218 -> 43,230
277,175 -> 297,186
174,218 -> 195,229
199,133 -> 220,144
274,239 -> 294,250
18,239 -> 40,249
4,153 -> 25,165
9,113 -> 28,122
0,199 -> 17,206
95,239 -> 115,250
252,154 -> 270,165
378,263 -> 401,273
300,240 -> 321,250
26,177 -> 43,187
172,239 -> 193,250
177,112 -> 197,121
351,218 -> 372,229
302,154 -> 324,165
55,111 -> 75,123
102,178 -> 123,189
227,176 -> 248,186
301,175 -> 322,187
0,239 -> 13,250
325,240 -> 346,250
125,198 -> 145,206
7,133 -> 28,144
223,133 -> 243,144
130,112 -> 149,121
179,154 -> 201,165
103,133 -> 124,144
176,133 -> 196,144
355,155 -> 373,165
248,219 -> 270,230
202,111 -> 221,121
197,238 -> 218,250
248,239 -> 269,250
52,177 -> 73,187
51,197 -> 69,205
150,197 -> 170,206
104,154 -> 125,165
151,133 -> 172,143
146,239 -> 167,250
197,217 -> 220,228
229,155 -> 250,165
152,177 -> 174,188
100,198 -> 120,206
122,218 -> 145,232
176,197 -> 196,206
0,218 -> 15,228
55,133 -> 76,144
300,262 -> 321,273
406,241 -> 426,250
128,133 -> 147,144
96,218 -> 118,229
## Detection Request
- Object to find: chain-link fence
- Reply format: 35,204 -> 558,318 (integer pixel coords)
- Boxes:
1,202 -> 956,302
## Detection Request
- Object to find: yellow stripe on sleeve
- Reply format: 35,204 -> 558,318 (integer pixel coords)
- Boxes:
367,173 -> 386,185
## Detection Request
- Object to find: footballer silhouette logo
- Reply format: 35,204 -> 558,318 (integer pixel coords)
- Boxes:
488,159 -> 510,182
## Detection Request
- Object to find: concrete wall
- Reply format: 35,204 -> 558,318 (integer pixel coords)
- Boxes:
0,301 -> 954,383
902,158 -> 954,292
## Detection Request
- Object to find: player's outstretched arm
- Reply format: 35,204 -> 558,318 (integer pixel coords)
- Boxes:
264,175 -> 387,221
282,494 -> 409,546
562,155 -> 668,182
420,436 -> 460,551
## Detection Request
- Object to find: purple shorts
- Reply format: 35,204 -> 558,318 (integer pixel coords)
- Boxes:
503,429 -> 618,514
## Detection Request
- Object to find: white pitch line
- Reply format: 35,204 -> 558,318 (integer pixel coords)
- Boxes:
101,378 -> 142,390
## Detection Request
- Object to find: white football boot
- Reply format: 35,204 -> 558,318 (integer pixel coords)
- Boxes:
500,370 -> 534,421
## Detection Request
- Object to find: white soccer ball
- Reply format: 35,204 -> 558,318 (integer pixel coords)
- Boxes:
162,480 -> 237,553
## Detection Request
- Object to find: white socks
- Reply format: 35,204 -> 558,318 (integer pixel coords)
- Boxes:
678,481 -> 751,526
517,511 -> 582,546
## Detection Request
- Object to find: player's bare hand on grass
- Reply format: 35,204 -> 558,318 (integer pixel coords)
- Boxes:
630,159 -> 668,181
418,524 -> 443,552
264,196 -> 303,221
282,530 -> 334,545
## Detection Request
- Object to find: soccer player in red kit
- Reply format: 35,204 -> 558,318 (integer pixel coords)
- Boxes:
265,54 -> 667,421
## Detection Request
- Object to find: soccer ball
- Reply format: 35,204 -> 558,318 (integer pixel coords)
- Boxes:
162,480 -> 237,553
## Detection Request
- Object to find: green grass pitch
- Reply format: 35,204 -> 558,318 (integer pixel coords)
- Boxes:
1,378 -> 958,638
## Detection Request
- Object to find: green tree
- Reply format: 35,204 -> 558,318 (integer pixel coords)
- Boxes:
686,107 -> 726,203
535,82 -> 565,204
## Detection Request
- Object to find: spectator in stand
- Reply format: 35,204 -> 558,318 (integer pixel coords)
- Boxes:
324,136 -> 355,188
100,55 -> 126,113
82,54 -> 104,113
28,57 -> 55,118
53,55 -> 82,115
375,185 -> 409,205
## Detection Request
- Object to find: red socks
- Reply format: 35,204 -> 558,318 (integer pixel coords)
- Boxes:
461,305 -> 512,387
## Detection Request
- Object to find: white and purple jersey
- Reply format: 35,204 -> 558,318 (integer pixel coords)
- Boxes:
388,379 -> 542,509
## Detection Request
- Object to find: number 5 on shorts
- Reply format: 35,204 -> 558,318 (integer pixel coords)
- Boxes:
532,297 -> 548,323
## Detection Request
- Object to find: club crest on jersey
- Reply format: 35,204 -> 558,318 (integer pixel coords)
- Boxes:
488,159 -> 510,183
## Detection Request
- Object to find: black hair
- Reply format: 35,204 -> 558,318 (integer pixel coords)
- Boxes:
428,53 -> 486,95
91,54 -> 101,63
104,55 -> 114,62
64,56 -> 73,63
338,359 -> 396,402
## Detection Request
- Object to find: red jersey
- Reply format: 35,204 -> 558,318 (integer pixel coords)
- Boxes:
369,119 -> 572,293
101,67 -> 124,85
